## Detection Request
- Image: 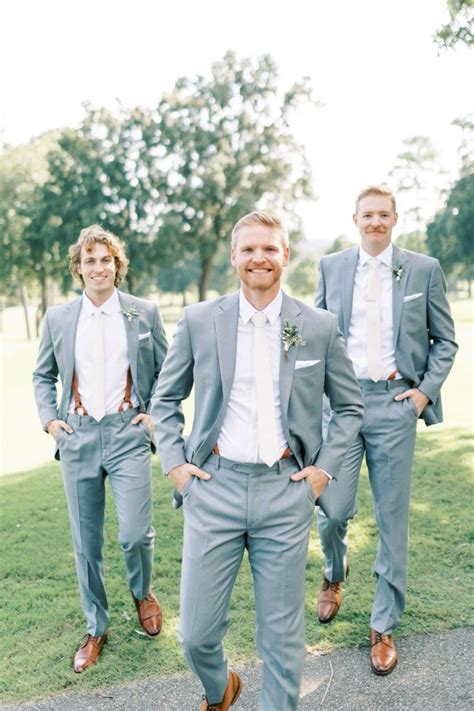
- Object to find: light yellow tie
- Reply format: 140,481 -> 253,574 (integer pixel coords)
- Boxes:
366,258 -> 383,382
251,312 -> 280,466
90,309 -> 106,421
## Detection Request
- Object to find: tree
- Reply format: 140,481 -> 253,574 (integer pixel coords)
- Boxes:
153,51 -> 316,300
389,136 -> 441,234
427,172 -> 474,291
325,235 -> 354,255
0,132 -> 59,337
434,0 -> 474,49
25,104 -> 165,301
395,231 -> 428,254
286,256 -> 318,298
452,113 -> 474,176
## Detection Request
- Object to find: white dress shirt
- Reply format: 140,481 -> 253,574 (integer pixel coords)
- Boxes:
70,289 -> 138,415
217,290 -> 288,463
346,244 -> 398,380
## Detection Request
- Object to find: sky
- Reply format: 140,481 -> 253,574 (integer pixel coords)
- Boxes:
1,0 -> 472,244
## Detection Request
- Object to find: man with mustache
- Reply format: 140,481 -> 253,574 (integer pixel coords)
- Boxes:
314,185 -> 457,674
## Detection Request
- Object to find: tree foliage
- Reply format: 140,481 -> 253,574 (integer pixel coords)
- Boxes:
152,51 -> 315,300
286,256 -> 318,298
389,136 -> 441,233
434,0 -> 474,49
427,172 -> 474,283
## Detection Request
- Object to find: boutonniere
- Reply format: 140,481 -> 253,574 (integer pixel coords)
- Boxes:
121,306 -> 140,323
392,264 -> 404,285
281,320 -> 306,361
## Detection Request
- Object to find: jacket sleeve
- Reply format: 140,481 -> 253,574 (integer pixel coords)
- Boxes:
32,311 -> 60,429
417,260 -> 458,404
150,309 -> 195,474
315,315 -> 363,478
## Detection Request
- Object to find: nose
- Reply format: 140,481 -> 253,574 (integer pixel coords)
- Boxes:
252,250 -> 266,263
371,214 -> 381,226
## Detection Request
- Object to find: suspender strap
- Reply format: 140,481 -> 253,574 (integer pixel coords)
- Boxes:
118,367 -> 133,412
72,371 -> 89,416
72,367 -> 134,416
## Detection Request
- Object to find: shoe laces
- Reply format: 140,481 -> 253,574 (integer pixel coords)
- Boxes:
372,632 -> 391,646
323,578 -> 341,592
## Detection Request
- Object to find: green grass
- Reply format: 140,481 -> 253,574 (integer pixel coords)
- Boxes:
1,427 -> 472,704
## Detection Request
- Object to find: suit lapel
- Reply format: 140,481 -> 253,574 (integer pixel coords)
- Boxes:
215,292 -> 240,407
279,293 -> 303,421
118,291 -> 139,388
341,248 -> 359,338
391,245 -> 411,347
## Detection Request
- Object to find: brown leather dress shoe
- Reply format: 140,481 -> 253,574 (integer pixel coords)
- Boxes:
317,564 -> 349,623
200,670 -> 242,711
73,634 -> 107,673
370,629 -> 398,675
132,591 -> 163,637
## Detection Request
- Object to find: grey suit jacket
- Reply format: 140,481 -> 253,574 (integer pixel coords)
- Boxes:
151,291 -> 363,496
315,244 -> 458,425
33,290 -> 168,457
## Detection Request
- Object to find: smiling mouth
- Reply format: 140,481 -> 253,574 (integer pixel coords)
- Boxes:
248,268 -> 271,273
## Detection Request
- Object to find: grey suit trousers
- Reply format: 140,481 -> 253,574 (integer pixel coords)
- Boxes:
179,453 -> 314,711
317,380 -> 418,634
57,407 -> 155,636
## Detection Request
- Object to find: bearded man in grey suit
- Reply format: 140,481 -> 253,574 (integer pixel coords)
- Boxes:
151,211 -> 363,711
33,225 -> 168,673
315,185 -> 457,675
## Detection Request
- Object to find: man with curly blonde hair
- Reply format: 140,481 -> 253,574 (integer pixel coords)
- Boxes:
33,225 -> 168,673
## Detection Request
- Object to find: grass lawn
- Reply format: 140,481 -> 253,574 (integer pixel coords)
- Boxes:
0,298 -> 472,704
1,428 -> 472,704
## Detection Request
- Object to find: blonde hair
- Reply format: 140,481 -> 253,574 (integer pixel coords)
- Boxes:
355,185 -> 397,213
68,225 -> 129,288
231,211 -> 289,248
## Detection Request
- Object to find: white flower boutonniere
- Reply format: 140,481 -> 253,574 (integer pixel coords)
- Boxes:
392,263 -> 404,286
121,306 -> 140,323
281,320 -> 306,361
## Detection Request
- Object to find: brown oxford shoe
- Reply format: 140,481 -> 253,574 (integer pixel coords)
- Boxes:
317,565 -> 349,623
73,634 -> 107,673
370,629 -> 398,675
132,591 -> 163,637
200,670 -> 242,711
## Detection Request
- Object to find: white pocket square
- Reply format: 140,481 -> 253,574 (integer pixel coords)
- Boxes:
403,293 -> 423,302
295,359 -> 320,369
138,331 -> 151,340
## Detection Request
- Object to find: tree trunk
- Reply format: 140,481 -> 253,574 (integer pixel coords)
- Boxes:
19,286 -> 32,340
181,290 -> 187,307
198,254 -> 214,302
36,274 -> 48,337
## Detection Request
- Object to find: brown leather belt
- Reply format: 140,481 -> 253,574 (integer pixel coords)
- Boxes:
212,445 -> 292,460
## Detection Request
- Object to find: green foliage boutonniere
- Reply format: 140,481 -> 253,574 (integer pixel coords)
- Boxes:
281,320 -> 306,361
121,306 -> 140,323
392,263 -> 404,285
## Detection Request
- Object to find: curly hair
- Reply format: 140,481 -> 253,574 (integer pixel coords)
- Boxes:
68,225 -> 129,288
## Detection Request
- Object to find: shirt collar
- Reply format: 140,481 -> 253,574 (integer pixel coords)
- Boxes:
82,288 -> 119,316
359,243 -> 393,267
239,289 -> 282,326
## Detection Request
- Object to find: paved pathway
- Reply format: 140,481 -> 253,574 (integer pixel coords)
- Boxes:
6,628 -> 473,710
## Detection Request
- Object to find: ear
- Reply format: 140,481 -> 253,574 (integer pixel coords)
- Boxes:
283,246 -> 290,267
393,212 -> 399,225
230,247 -> 236,267
352,213 -> 358,226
